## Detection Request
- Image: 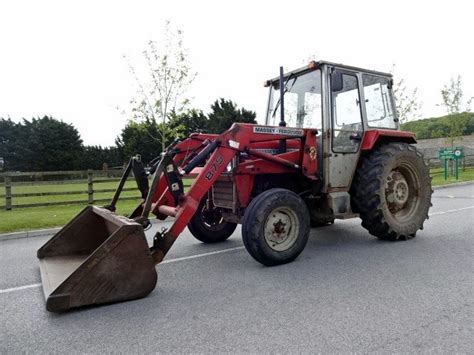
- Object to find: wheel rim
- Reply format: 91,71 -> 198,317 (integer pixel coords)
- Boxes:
200,206 -> 227,232
264,207 -> 299,251
384,163 -> 421,222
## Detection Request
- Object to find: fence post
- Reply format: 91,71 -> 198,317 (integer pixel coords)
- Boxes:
5,174 -> 12,211
87,170 -> 94,204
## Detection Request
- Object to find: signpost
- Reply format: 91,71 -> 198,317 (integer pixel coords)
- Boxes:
438,147 -> 464,180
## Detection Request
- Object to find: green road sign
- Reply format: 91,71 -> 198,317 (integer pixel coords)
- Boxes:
453,148 -> 464,159
438,147 -> 464,180
439,147 -> 464,160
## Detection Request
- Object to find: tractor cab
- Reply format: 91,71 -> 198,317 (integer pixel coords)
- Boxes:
265,60 -> 398,132
265,61 -> 403,191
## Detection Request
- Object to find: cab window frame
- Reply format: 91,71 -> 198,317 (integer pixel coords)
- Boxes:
330,69 -> 364,154
362,73 -> 398,130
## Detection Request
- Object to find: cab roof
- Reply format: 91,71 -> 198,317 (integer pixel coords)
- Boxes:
264,60 -> 392,87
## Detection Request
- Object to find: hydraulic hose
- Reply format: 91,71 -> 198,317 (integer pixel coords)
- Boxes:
182,140 -> 219,175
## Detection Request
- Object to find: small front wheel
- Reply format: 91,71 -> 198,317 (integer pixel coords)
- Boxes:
188,198 -> 237,243
242,188 -> 310,266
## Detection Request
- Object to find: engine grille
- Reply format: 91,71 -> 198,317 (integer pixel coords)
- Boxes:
212,177 -> 235,211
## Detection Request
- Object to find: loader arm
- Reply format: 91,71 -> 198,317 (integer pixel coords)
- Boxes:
145,123 -> 307,264
125,133 -> 219,219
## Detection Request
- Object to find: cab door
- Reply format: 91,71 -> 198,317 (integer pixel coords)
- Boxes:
327,69 -> 364,189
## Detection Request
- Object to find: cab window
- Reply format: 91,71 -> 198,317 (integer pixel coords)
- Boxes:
331,72 -> 363,153
362,74 -> 397,129
267,70 -> 322,131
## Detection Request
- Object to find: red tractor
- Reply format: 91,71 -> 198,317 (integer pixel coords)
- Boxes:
37,61 -> 432,311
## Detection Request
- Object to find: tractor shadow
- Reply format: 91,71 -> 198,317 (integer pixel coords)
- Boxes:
44,220 -> 430,319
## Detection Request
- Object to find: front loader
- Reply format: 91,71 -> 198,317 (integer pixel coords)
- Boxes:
37,60 -> 432,312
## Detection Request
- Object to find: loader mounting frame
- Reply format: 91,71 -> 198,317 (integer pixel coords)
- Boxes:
142,123 -> 317,265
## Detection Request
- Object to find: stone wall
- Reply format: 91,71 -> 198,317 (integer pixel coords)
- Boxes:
414,135 -> 474,167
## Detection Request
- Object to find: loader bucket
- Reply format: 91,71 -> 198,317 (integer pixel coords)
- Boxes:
37,206 -> 157,312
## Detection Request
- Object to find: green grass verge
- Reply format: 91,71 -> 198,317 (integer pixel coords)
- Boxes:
0,199 -> 141,234
0,178 -> 194,233
430,166 -> 474,186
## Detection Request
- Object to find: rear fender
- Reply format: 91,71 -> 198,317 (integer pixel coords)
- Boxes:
361,129 -> 416,151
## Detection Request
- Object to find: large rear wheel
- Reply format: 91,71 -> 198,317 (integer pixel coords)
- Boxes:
352,142 -> 432,241
242,188 -> 310,266
188,198 -> 237,243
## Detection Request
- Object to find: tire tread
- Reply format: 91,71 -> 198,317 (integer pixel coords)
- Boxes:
351,143 -> 431,241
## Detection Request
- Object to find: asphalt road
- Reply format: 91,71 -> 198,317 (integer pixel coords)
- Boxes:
1,184 -> 473,353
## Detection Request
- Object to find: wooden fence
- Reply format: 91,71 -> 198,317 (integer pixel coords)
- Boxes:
0,169 -> 191,211
425,154 -> 474,169
2,158 -> 471,210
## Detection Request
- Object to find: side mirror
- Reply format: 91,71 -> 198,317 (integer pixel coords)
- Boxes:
331,70 -> 343,92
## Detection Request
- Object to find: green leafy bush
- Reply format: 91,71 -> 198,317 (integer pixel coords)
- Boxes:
401,112 -> 474,139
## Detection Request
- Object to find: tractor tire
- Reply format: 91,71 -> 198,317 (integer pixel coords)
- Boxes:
188,198 -> 237,243
352,142 -> 432,241
242,188 -> 310,266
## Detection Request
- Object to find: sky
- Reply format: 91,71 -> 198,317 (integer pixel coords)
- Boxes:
0,0 -> 473,146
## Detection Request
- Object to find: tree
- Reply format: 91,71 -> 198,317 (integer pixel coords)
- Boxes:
76,146 -> 123,170
467,97 -> 473,112
0,116 -> 83,171
116,99 -> 257,164
401,112 -> 474,140
115,118 -> 164,164
23,116 -> 83,171
127,21 -> 196,151
206,98 -> 257,134
439,76 -> 474,146
446,116 -> 465,147
168,109 -> 208,138
391,66 -> 422,123
441,75 -> 463,114
440,75 -> 473,114
0,118 -> 21,171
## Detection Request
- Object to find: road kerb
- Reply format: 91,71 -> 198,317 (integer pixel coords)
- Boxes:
0,227 -> 61,242
432,180 -> 474,190
0,217 -> 176,242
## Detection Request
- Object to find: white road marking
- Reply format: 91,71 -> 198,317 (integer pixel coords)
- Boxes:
0,246 -> 245,295
429,205 -> 474,216
161,246 -> 245,264
0,283 -> 41,294
2,206 -> 474,296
